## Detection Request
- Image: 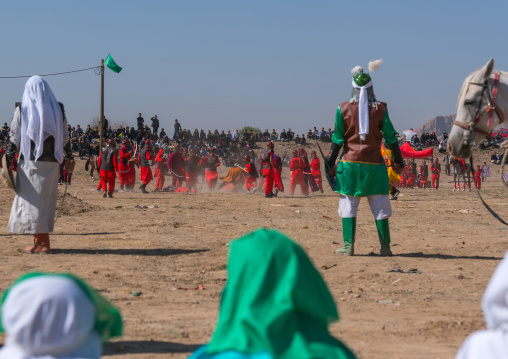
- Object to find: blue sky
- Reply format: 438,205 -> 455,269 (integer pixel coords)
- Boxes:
1,0 -> 507,135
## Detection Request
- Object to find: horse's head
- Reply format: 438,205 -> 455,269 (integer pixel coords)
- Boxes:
448,58 -> 497,159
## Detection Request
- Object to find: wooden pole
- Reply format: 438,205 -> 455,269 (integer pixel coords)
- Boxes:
99,59 -> 105,149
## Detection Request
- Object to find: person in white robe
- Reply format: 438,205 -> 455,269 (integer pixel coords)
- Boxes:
5,76 -> 72,253
456,251 -> 508,358
0,273 -> 123,359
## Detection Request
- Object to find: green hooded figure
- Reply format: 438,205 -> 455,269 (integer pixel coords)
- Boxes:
188,228 -> 357,359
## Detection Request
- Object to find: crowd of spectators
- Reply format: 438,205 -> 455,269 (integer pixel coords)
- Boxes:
409,131 -> 440,147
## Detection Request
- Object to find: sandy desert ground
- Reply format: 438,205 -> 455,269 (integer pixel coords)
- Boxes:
0,142 -> 507,359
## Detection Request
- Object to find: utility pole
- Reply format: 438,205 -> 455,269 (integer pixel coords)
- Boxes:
99,58 -> 105,149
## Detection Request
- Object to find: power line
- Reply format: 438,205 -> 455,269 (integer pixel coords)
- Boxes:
0,66 -> 100,79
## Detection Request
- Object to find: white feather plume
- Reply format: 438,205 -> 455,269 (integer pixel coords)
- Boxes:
351,66 -> 364,76
368,59 -> 383,73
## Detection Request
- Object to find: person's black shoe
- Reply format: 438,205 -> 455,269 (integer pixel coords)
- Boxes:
108,194 -> 114,198
265,193 -> 273,198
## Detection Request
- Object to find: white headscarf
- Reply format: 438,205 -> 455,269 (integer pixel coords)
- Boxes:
351,79 -> 373,141
456,251 -> 508,359
0,276 -> 102,359
20,76 -> 64,167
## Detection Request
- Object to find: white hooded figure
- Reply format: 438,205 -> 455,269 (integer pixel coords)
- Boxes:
6,76 -> 71,253
456,252 -> 508,358
0,273 -> 122,359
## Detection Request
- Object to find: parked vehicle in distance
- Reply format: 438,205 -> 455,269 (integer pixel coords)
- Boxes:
491,128 -> 508,139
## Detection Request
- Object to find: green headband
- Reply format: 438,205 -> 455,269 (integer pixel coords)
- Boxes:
0,272 -> 123,343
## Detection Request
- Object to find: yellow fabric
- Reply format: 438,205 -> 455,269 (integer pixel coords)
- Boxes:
220,167 -> 244,184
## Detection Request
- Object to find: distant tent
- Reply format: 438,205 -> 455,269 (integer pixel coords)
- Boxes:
400,142 -> 433,158
402,130 -> 418,142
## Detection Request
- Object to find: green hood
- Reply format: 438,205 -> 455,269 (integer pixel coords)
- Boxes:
206,229 -> 356,359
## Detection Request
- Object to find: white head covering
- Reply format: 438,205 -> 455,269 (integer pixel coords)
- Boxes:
455,251 -> 508,359
20,76 -> 64,168
351,79 -> 373,141
0,276 -> 102,359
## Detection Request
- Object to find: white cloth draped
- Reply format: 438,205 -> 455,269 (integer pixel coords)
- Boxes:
351,79 -> 373,141
7,158 -> 59,234
0,276 -> 102,359
20,76 -> 63,168
456,251 -> 508,358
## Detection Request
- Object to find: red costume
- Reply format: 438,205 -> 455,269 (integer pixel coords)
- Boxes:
200,151 -> 220,189
98,144 -> 118,195
138,145 -> 154,185
474,166 -> 482,189
128,160 -> 137,190
154,149 -> 166,191
310,157 -> 323,192
460,158 -> 471,190
289,153 -> 308,195
244,160 -> 257,192
118,146 -> 132,188
431,162 -> 441,189
185,153 -> 200,191
260,147 -> 274,195
167,149 -> 185,187
419,164 -> 429,188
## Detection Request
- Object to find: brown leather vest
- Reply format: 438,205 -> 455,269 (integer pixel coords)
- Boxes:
100,146 -> 118,171
340,101 -> 387,164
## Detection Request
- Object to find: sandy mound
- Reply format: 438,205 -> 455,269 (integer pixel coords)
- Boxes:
56,191 -> 98,217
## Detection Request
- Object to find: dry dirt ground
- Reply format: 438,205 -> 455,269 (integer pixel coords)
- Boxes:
0,143 -> 507,359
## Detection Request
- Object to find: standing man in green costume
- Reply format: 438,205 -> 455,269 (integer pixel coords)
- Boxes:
326,60 -> 403,256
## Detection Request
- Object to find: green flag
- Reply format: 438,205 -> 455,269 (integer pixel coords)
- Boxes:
105,54 -> 122,73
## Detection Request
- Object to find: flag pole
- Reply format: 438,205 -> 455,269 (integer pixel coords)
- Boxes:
100,58 -> 105,149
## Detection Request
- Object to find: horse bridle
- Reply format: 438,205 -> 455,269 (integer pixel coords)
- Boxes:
453,72 -> 505,141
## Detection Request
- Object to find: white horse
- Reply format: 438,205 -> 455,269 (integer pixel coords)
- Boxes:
448,59 -> 508,159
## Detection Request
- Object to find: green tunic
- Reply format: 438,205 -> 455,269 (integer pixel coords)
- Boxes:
332,103 -> 398,197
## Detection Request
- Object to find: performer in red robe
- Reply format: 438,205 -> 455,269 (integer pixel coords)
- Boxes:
310,150 -> 324,193
244,155 -> 257,194
260,142 -> 275,198
98,139 -> 118,198
138,140 -> 153,193
167,144 -> 185,187
298,148 -> 317,193
474,165 -> 482,190
127,156 -> 137,191
457,158 -> 471,190
273,152 -> 285,195
154,149 -> 166,192
431,158 -> 441,190
289,150 -> 308,196
419,160 -> 429,189
200,147 -> 220,190
185,149 -> 200,192
118,140 -> 132,192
